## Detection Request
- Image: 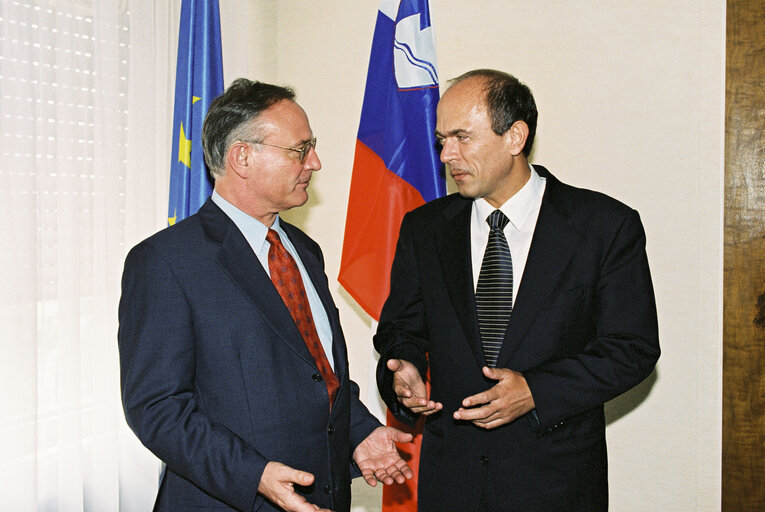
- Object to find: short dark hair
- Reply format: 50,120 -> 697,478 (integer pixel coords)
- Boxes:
201,78 -> 295,176
450,69 -> 538,157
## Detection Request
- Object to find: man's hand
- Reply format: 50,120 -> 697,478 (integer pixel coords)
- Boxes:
258,461 -> 333,512
353,426 -> 414,487
387,358 -> 443,415
452,366 -> 535,429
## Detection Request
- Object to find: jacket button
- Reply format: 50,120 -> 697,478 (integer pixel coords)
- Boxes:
328,424 -> 334,434
480,455 -> 489,465
323,484 -> 332,494
312,373 -> 322,382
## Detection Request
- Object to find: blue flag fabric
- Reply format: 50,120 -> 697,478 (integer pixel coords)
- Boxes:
357,0 -> 444,202
168,0 -> 224,225
339,0 -> 445,319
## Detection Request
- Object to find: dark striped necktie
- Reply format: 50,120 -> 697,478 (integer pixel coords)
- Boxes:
475,209 -> 513,367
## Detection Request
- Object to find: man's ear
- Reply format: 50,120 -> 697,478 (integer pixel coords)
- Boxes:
227,141 -> 251,179
505,121 -> 529,156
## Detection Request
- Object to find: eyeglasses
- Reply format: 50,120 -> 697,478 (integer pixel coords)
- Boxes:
239,137 -> 317,164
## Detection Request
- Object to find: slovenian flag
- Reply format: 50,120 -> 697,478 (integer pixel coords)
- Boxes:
338,1 -> 444,511
168,0 -> 224,225
339,0 -> 444,320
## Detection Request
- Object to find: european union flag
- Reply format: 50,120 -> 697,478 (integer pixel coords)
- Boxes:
168,0 -> 224,225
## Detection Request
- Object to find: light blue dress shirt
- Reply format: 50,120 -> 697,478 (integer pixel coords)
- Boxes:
211,191 -> 335,370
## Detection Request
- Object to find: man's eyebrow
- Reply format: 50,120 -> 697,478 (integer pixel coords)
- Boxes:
434,129 -> 470,138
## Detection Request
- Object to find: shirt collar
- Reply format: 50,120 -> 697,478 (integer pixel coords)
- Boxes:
211,190 -> 281,253
474,164 -> 545,232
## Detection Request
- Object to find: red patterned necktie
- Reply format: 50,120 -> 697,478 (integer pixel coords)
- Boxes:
266,229 -> 339,408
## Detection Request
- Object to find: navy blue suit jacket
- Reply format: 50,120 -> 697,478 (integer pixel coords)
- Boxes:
375,166 -> 660,511
119,199 -> 379,512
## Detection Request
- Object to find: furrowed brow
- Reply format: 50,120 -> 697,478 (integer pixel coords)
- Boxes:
435,129 -> 470,138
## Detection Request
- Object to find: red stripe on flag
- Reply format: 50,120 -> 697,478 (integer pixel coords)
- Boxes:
383,412 -> 424,510
339,139 -> 426,320
340,140 -> 428,509
382,363 -> 430,511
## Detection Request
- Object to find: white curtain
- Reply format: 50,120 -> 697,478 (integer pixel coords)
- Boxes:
0,1 -> 179,510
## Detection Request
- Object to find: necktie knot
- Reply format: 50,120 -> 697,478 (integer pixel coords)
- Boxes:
487,210 -> 509,231
266,228 -> 281,246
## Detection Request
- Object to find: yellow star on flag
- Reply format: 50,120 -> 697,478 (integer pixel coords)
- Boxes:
178,122 -> 192,169
168,209 -> 177,226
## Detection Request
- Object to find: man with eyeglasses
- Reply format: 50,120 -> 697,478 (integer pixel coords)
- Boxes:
118,78 -> 412,512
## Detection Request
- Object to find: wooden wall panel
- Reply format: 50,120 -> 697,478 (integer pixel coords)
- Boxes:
723,0 -> 765,510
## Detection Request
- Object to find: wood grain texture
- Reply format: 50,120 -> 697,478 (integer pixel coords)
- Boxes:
723,0 -> 765,510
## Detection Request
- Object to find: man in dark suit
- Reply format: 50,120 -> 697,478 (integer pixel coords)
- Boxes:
119,78 -> 413,512
375,69 -> 660,511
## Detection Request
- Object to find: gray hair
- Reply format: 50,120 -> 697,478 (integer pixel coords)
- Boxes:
201,78 -> 295,177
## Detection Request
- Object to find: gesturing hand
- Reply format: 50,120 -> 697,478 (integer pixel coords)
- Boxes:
452,366 -> 536,429
258,461 -> 333,512
387,358 -> 443,415
353,426 -> 414,486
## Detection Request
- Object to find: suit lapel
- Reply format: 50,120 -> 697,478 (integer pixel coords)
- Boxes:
497,170 -> 580,365
199,200 -> 316,367
438,197 -> 486,368
281,222 -> 348,386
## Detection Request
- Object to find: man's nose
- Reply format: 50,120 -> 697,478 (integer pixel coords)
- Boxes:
303,145 -> 321,171
440,139 -> 457,163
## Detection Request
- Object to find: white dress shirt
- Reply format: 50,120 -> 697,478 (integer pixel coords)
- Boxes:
470,165 -> 547,304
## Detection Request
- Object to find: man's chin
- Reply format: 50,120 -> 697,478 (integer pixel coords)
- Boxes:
455,183 -> 477,199
294,191 -> 310,207
279,192 -> 310,213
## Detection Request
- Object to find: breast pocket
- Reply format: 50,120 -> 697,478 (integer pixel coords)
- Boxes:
542,284 -> 587,310
525,284 -> 593,359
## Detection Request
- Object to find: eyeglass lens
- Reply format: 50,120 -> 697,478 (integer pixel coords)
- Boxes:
300,138 -> 317,162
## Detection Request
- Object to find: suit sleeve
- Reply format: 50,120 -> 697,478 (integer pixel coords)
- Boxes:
118,242 -> 268,512
373,214 -> 431,426
348,378 -> 383,465
523,209 -> 660,430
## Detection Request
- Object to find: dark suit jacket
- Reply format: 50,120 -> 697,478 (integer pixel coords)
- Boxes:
375,166 -> 659,512
118,199 -> 380,512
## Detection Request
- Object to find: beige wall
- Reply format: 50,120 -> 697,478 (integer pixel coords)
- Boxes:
220,1 -> 725,510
